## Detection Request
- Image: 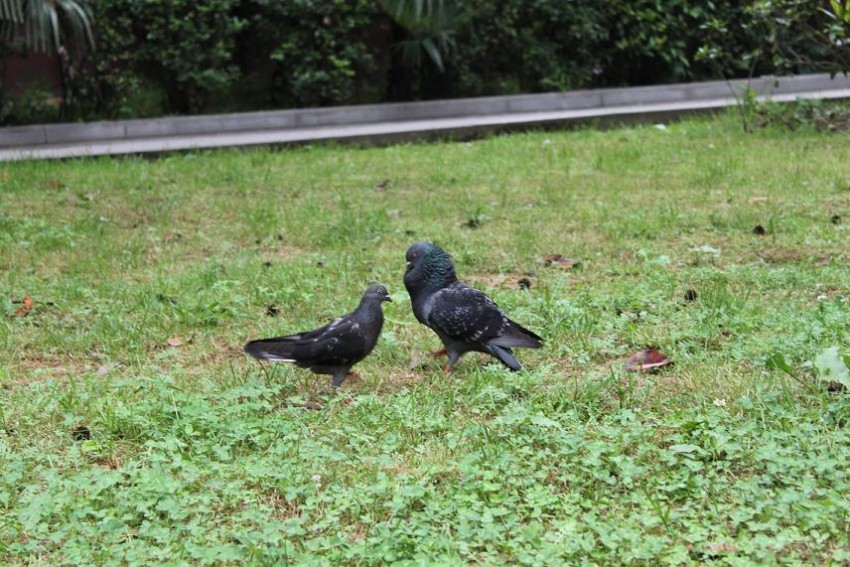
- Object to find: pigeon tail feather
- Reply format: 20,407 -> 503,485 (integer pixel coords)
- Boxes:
486,344 -> 522,371
489,321 -> 544,349
244,338 -> 299,362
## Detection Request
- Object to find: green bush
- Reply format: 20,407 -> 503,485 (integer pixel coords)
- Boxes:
694,0 -> 850,79
3,0 -> 849,122
130,0 -> 244,114
67,0 -> 244,118
404,0 -> 848,99
0,84 -> 60,125
443,2 -> 607,97
69,0 -> 145,120
249,0 -> 380,107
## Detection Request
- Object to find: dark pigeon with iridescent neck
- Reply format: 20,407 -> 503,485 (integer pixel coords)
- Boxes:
404,243 -> 543,372
244,284 -> 392,387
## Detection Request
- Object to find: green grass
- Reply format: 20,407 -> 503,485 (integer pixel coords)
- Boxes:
2,111 -> 850,564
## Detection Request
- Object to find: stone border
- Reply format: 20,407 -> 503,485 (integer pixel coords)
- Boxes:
2,73 -> 850,160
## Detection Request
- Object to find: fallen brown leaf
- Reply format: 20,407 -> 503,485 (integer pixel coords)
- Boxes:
13,296 -> 33,317
167,336 -> 183,347
706,543 -> 739,554
291,401 -> 324,410
625,349 -> 673,372
543,254 -> 579,269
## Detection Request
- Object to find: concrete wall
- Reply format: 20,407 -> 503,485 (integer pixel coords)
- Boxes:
2,73 -> 850,151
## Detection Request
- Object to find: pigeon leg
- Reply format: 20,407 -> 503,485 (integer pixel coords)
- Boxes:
430,348 -> 448,358
331,370 -> 349,388
442,349 -> 462,374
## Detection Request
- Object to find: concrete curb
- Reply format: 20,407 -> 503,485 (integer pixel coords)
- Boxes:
2,73 -> 849,161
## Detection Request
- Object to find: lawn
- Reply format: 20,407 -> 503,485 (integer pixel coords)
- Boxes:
1,111 -> 850,564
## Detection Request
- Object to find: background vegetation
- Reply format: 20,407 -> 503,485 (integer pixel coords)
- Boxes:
1,108 -> 849,562
2,0 -> 850,124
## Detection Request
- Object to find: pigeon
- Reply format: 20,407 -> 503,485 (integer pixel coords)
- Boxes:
244,284 -> 392,387
403,242 -> 543,372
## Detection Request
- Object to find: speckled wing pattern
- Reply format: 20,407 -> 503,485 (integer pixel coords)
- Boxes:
425,283 -> 508,343
246,315 -> 370,369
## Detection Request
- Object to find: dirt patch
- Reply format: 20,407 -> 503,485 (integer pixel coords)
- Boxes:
198,343 -> 245,366
465,273 -> 529,290
755,248 -> 810,265
8,353 -> 89,384
259,491 -> 303,522
372,368 -> 422,393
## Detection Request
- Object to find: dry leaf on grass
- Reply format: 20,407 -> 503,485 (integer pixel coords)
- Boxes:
706,543 -> 739,554
13,297 -> 33,317
543,254 -> 579,269
625,349 -> 673,372
291,401 -> 324,410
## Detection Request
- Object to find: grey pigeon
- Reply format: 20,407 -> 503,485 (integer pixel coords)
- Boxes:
404,243 -> 543,372
244,284 -> 392,387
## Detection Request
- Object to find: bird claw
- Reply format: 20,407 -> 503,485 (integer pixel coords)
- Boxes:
442,364 -> 453,375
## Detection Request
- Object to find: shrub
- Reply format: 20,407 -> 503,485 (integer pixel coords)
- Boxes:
3,0 -> 850,122
69,0 -> 145,120
247,0 -> 380,107
0,83 -> 60,125
130,0 -> 244,114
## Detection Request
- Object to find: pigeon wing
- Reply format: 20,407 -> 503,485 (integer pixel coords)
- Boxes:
425,285 -> 507,344
246,315 -> 368,367
303,318 -> 370,367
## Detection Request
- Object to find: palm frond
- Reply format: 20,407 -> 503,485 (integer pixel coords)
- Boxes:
0,0 -> 24,24
380,0 -> 459,71
5,0 -> 93,54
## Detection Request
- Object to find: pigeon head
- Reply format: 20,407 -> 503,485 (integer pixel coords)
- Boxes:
363,284 -> 392,303
404,242 -> 457,292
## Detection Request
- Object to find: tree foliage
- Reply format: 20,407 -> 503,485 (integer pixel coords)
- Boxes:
250,0 -> 378,107
2,0 -> 850,124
